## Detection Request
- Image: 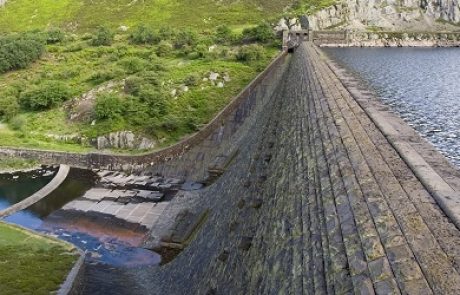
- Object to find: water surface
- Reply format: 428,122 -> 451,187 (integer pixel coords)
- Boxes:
323,47 -> 460,166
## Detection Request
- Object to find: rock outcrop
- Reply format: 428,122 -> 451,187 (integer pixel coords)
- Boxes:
96,131 -> 156,150
308,0 -> 460,31
0,0 -> 6,7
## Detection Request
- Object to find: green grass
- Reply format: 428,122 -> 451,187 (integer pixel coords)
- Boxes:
0,156 -> 38,172
0,222 -> 78,295
0,32 -> 278,153
0,0 -> 297,33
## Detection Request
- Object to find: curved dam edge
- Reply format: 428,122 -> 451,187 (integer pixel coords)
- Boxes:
0,51 -> 288,172
317,46 -> 460,229
0,164 -> 70,218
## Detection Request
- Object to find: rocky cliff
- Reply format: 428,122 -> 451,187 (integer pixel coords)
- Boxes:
309,0 -> 460,31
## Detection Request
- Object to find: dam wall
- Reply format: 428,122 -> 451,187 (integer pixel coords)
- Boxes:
87,43 -> 460,294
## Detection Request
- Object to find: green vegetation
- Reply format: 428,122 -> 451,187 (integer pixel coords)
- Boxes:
0,27 -> 278,153
0,222 -> 78,295
0,33 -> 45,73
0,156 -> 38,172
0,0 -> 299,33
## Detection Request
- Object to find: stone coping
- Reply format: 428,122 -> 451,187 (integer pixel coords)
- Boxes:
0,164 -> 70,218
317,45 -> 460,230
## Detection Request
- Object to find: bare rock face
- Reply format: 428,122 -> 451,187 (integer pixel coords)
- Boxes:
308,0 -> 460,31
96,131 -> 156,150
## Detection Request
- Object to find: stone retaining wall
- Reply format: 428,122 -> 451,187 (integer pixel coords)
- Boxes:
311,30 -> 460,47
0,52 -> 288,172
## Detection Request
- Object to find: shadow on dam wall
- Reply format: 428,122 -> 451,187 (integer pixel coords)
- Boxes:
75,43 -> 460,295
73,52 -> 292,294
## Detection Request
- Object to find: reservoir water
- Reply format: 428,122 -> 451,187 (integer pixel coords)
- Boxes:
0,168 -> 160,267
323,47 -> 460,167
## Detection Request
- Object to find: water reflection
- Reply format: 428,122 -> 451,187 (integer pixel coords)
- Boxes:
324,47 -> 460,166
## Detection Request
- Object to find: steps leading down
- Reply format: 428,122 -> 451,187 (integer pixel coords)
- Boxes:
85,43 -> 460,294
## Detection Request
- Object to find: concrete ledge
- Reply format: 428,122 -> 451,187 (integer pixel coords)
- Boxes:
318,45 -> 460,229
58,248 -> 85,295
0,164 -> 70,218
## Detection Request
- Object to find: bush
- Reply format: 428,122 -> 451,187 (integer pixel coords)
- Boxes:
158,26 -> 176,40
0,33 -> 45,73
215,25 -> 232,44
46,29 -> 65,44
174,29 -> 198,49
138,86 -> 168,117
90,26 -> 114,46
236,44 -> 265,61
19,81 -> 72,111
183,74 -> 200,86
118,57 -> 147,74
87,68 -> 122,85
242,23 -> 275,43
124,77 -> 144,96
9,115 -> 26,131
0,96 -> 20,120
94,93 -> 124,120
139,71 -> 161,86
156,41 -> 173,57
129,25 -> 160,45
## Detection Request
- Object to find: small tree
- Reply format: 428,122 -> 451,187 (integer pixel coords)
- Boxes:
90,26 -> 114,46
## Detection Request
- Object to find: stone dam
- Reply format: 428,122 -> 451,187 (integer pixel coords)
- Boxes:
3,42 -> 460,294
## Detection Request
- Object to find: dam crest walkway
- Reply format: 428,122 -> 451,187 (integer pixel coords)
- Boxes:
88,43 -> 460,294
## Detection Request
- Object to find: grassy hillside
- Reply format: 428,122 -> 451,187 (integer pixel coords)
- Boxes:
0,1 -> 296,153
0,222 -> 78,295
0,0 -> 296,32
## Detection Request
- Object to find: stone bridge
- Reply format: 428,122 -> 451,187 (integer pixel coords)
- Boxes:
74,42 -> 460,294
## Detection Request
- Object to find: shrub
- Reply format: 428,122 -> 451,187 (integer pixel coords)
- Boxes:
124,77 -> 144,96
174,30 -> 198,49
242,23 -> 275,43
9,115 -> 26,131
156,41 -> 173,57
94,93 -> 124,120
158,26 -> 176,40
19,81 -> 72,111
129,25 -> 160,45
215,25 -> 232,44
138,86 -> 168,117
90,26 -> 114,46
236,44 -> 265,61
46,29 -> 65,44
0,33 -> 45,73
0,96 -> 20,120
87,68 -> 122,85
183,74 -> 200,86
140,71 -> 161,86
118,57 -> 147,74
